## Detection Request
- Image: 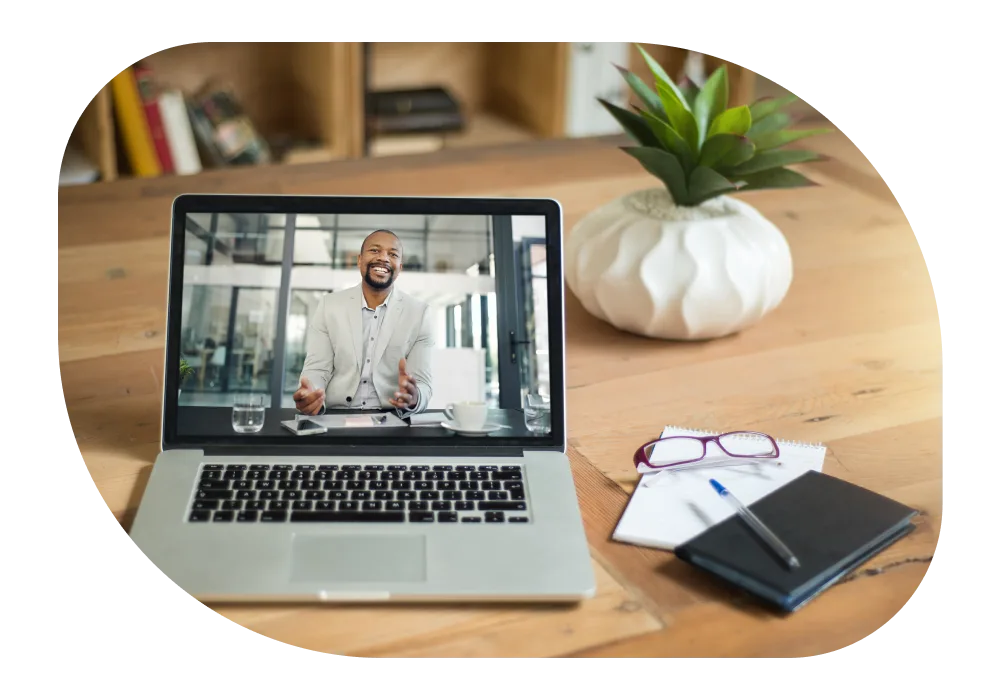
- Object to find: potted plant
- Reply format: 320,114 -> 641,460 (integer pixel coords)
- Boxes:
565,46 -> 828,340
179,358 -> 195,393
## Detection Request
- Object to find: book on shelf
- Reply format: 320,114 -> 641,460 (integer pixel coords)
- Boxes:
366,86 -> 465,135
368,133 -> 445,158
110,66 -> 161,177
134,64 -> 175,174
157,89 -> 202,175
188,82 -> 272,167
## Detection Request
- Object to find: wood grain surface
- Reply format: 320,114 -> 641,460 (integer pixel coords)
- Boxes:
58,124 -> 941,657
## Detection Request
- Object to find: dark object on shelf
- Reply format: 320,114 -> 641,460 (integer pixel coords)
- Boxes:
188,82 -> 272,167
366,86 -> 465,135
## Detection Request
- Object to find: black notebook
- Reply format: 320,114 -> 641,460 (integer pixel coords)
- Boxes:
674,471 -> 918,612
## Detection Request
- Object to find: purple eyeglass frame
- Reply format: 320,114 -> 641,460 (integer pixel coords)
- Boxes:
633,431 -> 781,470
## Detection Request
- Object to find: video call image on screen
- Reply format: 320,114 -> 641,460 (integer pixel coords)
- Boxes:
176,211 -> 552,439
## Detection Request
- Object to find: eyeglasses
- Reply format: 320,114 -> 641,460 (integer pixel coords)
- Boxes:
633,431 -> 781,472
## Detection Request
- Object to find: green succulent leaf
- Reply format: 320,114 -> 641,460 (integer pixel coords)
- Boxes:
699,133 -> 753,169
749,95 -> 798,122
736,167 -> 818,191
598,99 -> 661,148
747,111 -> 791,137
727,149 -> 823,176
693,65 -> 729,144
707,105 -> 752,139
622,146 -> 688,204
640,110 -> 695,172
752,128 -> 829,151
688,166 -> 738,206
615,65 -> 666,120
635,44 -> 690,110
654,80 -> 699,150
678,78 -> 700,108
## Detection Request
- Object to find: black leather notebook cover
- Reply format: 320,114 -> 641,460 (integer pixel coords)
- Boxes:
674,471 -> 918,611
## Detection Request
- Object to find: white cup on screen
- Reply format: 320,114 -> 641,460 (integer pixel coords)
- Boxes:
445,401 -> 488,430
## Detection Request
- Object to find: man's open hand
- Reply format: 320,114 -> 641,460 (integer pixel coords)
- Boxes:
389,358 -> 418,410
293,377 -> 325,415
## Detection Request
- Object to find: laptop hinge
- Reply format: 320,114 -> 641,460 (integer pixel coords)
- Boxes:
200,445 -> 526,457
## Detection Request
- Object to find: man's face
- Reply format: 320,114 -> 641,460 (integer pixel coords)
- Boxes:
358,231 -> 402,290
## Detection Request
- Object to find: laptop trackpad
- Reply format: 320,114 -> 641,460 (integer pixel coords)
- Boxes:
290,535 -> 427,583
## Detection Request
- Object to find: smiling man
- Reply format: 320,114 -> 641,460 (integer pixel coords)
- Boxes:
294,229 -> 434,416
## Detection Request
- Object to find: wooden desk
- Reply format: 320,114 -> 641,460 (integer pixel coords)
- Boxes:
58,127 -> 940,657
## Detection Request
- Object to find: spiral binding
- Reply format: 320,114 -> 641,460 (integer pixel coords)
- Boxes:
659,425 -> 824,449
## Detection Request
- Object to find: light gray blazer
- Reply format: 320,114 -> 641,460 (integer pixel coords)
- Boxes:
299,284 -> 434,414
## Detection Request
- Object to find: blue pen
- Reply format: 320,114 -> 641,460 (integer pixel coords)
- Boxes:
710,479 -> 800,570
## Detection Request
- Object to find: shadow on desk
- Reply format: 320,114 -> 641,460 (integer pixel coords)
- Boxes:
176,407 -> 534,440
654,557 -> 782,618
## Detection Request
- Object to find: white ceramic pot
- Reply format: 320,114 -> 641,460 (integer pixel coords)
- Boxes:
566,188 -> 793,340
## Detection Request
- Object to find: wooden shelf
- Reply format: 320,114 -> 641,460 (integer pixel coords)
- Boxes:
63,42 -> 756,185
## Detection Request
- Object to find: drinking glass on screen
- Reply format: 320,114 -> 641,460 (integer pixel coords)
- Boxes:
232,394 -> 265,434
524,393 -> 551,434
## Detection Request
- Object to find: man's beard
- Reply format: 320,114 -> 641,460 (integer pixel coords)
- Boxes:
364,263 -> 395,290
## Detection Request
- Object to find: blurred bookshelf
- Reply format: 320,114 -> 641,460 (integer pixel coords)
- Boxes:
63,42 -> 756,186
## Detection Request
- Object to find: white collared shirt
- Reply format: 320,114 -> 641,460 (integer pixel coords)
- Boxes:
352,287 -> 392,409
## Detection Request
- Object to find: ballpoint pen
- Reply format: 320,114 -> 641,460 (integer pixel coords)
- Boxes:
710,478 -> 800,570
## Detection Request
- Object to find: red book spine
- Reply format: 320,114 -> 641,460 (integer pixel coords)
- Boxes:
134,65 -> 175,173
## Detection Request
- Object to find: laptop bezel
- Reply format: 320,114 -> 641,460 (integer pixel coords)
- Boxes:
161,193 -> 566,453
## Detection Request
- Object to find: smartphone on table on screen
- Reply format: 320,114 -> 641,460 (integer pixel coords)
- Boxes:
280,418 -> 327,436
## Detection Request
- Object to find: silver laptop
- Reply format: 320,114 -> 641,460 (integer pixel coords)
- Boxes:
129,194 -> 596,602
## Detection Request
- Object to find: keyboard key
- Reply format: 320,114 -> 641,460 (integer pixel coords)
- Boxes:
199,479 -> 229,490
213,510 -> 235,522
342,464 -> 362,470
193,499 -> 218,510
278,480 -> 298,490
438,481 -> 456,491
315,501 -> 335,511
442,491 -> 461,500
385,501 -> 405,511
201,470 -> 222,480
465,491 -> 485,501
370,480 -> 388,490
295,464 -> 316,470
501,465 -> 522,472
340,470 -> 358,480
390,480 -> 411,490
222,500 -> 242,510
403,471 -> 422,481
291,512 -> 405,523
409,513 -> 434,523
229,464 -> 247,470
291,470 -> 311,479
398,491 -> 417,500
318,465 -> 337,471
223,470 -> 242,480
374,491 -> 393,500
504,473 -> 523,482
483,481 -> 501,491
300,480 -> 321,490
504,481 -> 523,490
293,501 -> 313,510
509,517 -> 529,523
386,465 -> 406,471
487,491 -> 508,501
249,464 -> 269,469
260,511 -> 288,522
419,491 -> 440,501
485,512 -> 505,523
259,490 -> 279,500
368,465 -> 385,471
269,501 -> 290,511
328,490 -> 348,500
189,510 -> 210,522
408,502 -> 429,511
413,480 -> 432,490
359,471 -> 377,481
237,511 -> 259,522
322,480 -> 344,490
362,501 -> 382,511
340,501 -> 359,511
510,490 -> 526,501
233,479 -> 253,489
478,501 -> 527,511
197,489 -> 233,500
437,512 -> 458,523
256,479 -> 276,490
203,464 -> 224,469
347,480 -> 365,490
272,465 -> 292,471
244,501 -> 265,511
455,501 -> 474,511
283,490 -> 302,500
351,491 -> 371,501
426,471 -> 445,481
432,501 -> 451,511
461,516 -> 482,523
247,470 -> 267,480
459,481 -> 476,490
304,490 -> 323,500
237,490 -> 256,500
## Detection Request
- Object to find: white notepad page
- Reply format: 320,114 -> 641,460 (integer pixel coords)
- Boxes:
613,426 -> 827,551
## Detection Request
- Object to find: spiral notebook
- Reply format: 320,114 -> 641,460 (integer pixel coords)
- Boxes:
613,426 -> 827,551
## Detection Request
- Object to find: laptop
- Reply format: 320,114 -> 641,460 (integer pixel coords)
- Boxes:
129,194 -> 596,602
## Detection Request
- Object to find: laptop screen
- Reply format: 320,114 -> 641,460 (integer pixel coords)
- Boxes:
167,199 -> 563,449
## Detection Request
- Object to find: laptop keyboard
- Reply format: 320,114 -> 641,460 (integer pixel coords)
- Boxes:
188,463 -> 530,524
